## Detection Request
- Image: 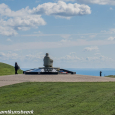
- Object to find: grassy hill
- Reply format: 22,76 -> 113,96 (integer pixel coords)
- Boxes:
0,62 -> 23,76
0,82 -> 115,115
105,75 -> 115,78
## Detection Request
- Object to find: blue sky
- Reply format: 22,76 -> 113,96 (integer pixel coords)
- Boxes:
0,0 -> 115,68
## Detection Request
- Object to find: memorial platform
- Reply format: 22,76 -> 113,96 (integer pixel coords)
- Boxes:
23,68 -> 76,75
23,53 -> 76,75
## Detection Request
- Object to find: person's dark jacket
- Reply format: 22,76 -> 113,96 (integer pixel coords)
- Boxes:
15,63 -> 20,70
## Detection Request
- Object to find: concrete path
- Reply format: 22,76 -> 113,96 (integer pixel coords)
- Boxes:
0,74 -> 115,87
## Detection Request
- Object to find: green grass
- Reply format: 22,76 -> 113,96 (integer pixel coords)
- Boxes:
0,62 -> 23,76
0,82 -> 115,115
105,75 -> 115,78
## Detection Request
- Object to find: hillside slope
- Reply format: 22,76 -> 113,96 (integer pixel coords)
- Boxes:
0,62 -> 23,76
1,82 -> 115,115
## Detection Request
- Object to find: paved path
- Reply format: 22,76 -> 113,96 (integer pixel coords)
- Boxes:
0,74 -> 115,87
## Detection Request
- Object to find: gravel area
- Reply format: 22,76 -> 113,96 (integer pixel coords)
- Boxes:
0,74 -> 115,87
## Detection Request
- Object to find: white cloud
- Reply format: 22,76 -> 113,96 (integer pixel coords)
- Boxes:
34,31 -> 42,34
0,2 -> 91,36
101,28 -> 115,35
86,57 -> 98,61
57,52 -> 81,61
60,55 -> 80,60
0,52 -> 5,57
0,51 -> 45,63
108,28 -> 115,33
89,34 -> 97,38
61,0 -> 75,2
35,0 -> 40,3
0,51 -> 114,68
110,7 -> 113,10
0,52 -> 18,60
107,37 -> 115,41
6,38 -> 11,41
60,39 -> 69,42
94,53 -> 101,55
0,3 -> 29,17
1,39 -> 115,51
61,0 -> 115,5
0,3 -> 46,36
86,55 -> 112,61
83,46 -> 99,52
31,1 -> 91,19
0,26 -> 17,36
60,34 -> 72,43
25,53 -> 44,60
57,52 -> 113,63
0,15 -> 46,31
60,34 -> 71,39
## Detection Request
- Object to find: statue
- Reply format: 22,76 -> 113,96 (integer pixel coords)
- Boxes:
43,53 -> 53,67
24,53 -> 76,74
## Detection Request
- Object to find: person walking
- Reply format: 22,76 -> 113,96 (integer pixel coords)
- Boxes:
14,62 -> 20,74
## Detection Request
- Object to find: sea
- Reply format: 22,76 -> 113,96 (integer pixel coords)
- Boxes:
21,68 -> 115,77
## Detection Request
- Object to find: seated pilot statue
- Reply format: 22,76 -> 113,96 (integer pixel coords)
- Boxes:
43,53 -> 53,67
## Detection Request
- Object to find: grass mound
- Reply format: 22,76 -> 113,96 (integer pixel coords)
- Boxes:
0,62 -> 23,76
0,82 -> 115,115
106,75 -> 115,78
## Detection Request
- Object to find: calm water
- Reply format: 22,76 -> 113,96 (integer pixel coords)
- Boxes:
66,68 -> 115,77
21,68 -> 115,77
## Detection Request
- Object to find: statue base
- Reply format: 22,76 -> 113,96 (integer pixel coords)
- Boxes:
23,68 -> 76,75
39,67 -> 60,72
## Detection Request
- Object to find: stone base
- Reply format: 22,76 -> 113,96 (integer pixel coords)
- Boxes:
39,67 -> 60,69
39,67 -> 60,72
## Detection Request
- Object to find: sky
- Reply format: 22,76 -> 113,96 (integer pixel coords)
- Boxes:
0,0 -> 115,68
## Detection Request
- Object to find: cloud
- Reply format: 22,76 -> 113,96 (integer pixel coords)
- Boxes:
86,57 -> 98,61
107,37 -> 115,41
34,31 -> 42,34
35,0 -> 40,3
0,3 -> 31,17
31,1 -> 91,19
25,54 -> 43,61
0,3 -> 46,36
0,52 -> 18,60
0,2 -> 91,36
101,28 -> 115,35
0,26 -> 17,36
0,15 -> 46,31
110,7 -> 113,10
56,52 -> 82,61
62,0 -> 75,2
89,34 -> 97,38
60,55 -> 81,61
86,55 -> 112,61
83,46 -> 99,52
61,0 -> 115,5
60,34 -> 71,39
6,38 -> 11,41
57,52 -> 112,63
0,52 -> 5,57
94,53 -> 101,55
0,51 -> 45,64
60,37 -> 72,43
108,28 -> 115,33
1,39 -> 115,51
